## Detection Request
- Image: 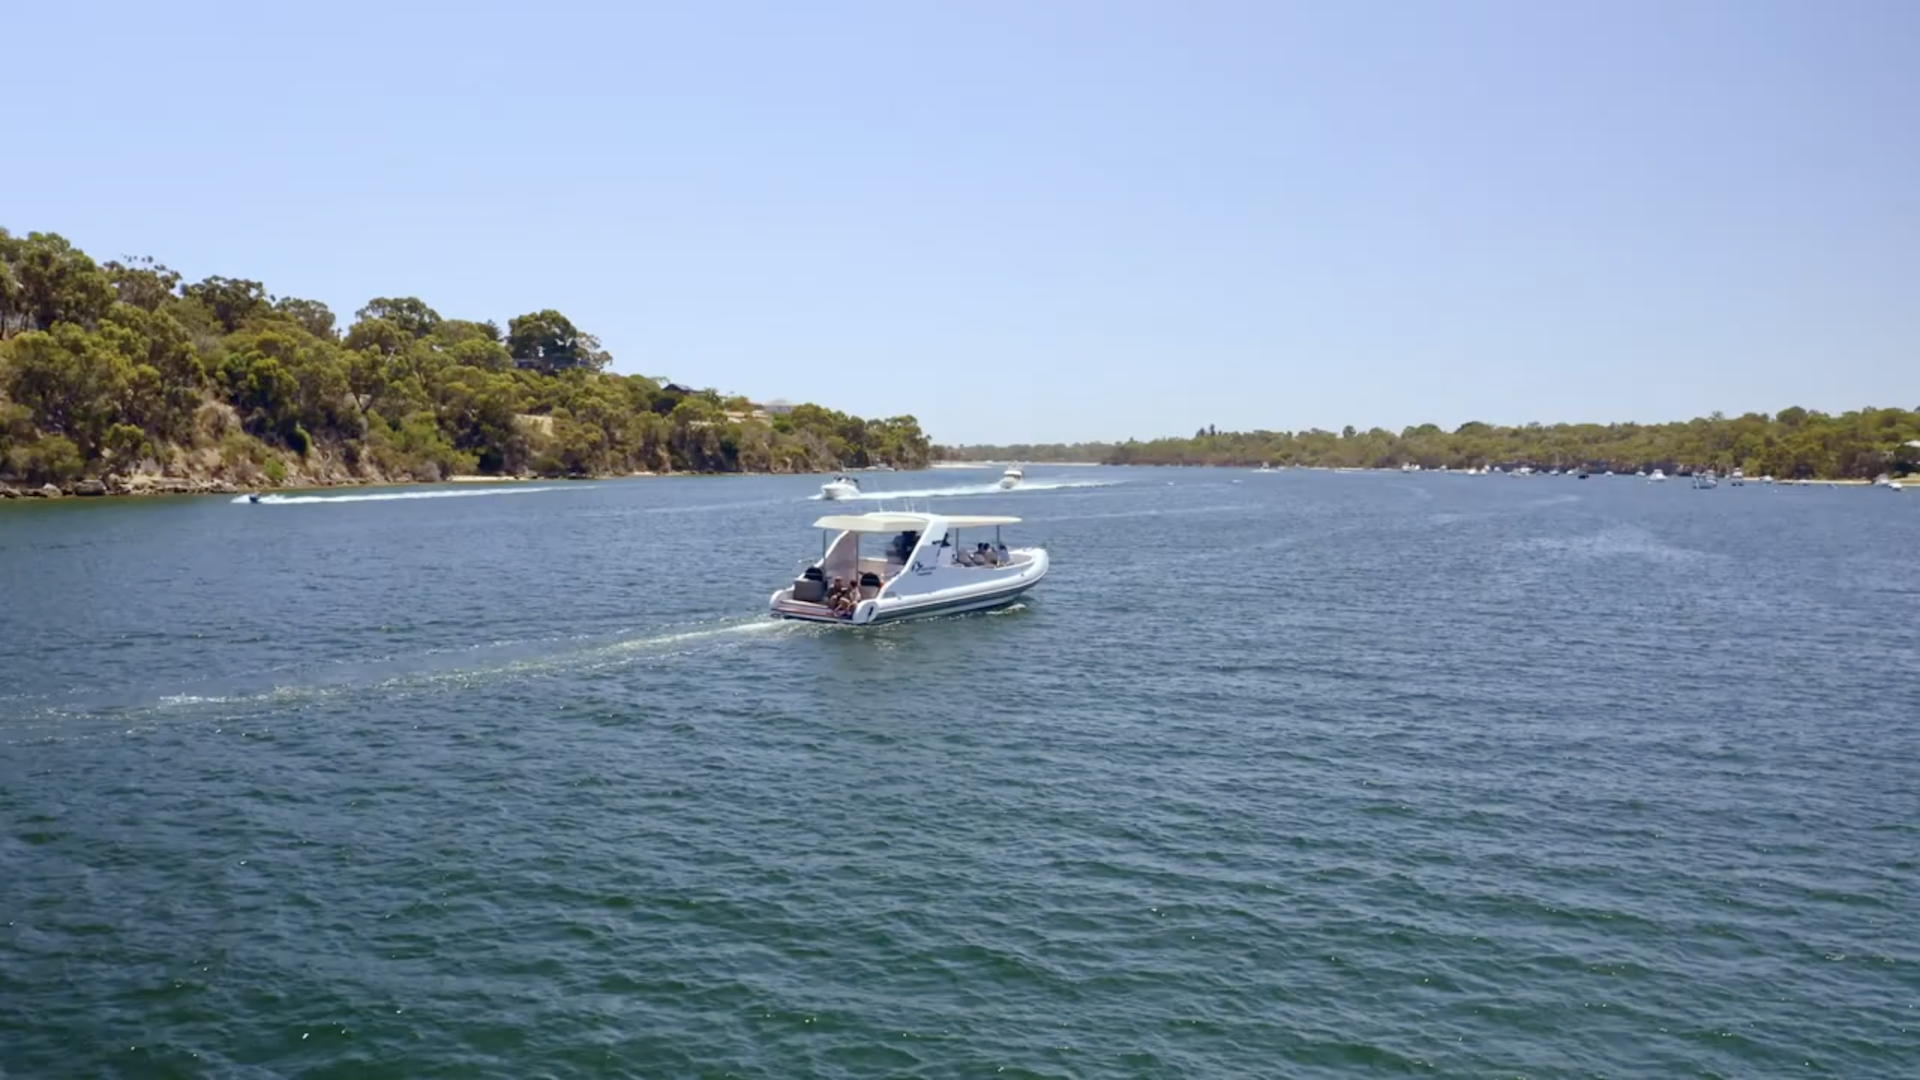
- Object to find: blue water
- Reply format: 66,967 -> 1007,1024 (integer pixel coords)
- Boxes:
2,468 -> 1915,1077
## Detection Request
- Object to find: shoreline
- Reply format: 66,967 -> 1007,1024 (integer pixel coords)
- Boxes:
0,467 -> 929,503
4,463 -> 1901,503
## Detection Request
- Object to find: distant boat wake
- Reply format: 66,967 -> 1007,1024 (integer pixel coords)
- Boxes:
810,478 -> 1120,501
232,486 -> 568,505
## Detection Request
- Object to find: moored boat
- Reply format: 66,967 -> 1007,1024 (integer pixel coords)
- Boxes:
769,511 -> 1048,626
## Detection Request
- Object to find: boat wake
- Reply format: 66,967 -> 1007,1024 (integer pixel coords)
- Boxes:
6,619 -> 792,742
810,478 -> 1119,501
232,486 -> 569,505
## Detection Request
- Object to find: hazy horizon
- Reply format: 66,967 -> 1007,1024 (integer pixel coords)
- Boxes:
11,0 -> 1916,445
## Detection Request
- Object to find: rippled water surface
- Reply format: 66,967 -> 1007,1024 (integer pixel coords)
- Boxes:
3,469 -> 1916,1077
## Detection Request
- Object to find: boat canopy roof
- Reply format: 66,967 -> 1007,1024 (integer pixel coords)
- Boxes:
812,512 -> 1021,533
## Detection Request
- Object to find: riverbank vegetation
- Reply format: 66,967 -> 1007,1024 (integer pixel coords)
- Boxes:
0,228 -> 930,490
940,409 -> 1920,479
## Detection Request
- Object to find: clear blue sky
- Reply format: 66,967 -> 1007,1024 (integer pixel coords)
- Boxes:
9,0 -> 1915,444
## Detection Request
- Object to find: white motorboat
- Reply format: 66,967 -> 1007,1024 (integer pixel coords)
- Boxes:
769,511 -> 1048,626
1729,468 -> 1746,487
1692,470 -> 1719,489
998,464 -> 1024,489
1648,469 -> 1668,482
820,474 -> 860,500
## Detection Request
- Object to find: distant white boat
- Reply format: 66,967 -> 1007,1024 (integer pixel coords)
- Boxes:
820,474 -> 860,500
1729,468 -> 1746,487
1692,470 -> 1719,489
999,465 -> 1024,489
769,511 -> 1048,625
1648,469 -> 1668,483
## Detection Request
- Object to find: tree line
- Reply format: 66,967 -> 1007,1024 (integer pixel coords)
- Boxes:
0,228 -> 931,487
939,410 -> 1920,479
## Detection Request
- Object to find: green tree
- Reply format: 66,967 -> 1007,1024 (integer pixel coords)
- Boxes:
1,324 -> 133,457
10,433 -> 85,484
507,309 -> 610,373
273,296 -> 338,339
103,256 -> 182,312
3,232 -> 115,334
182,276 -> 269,333
356,297 -> 441,339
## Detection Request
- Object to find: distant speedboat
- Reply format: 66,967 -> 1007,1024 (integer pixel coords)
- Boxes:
1648,469 -> 1668,483
247,492 -> 263,504
999,465 -> 1024,489
820,474 -> 860,500
1692,470 -> 1719,489
769,511 -> 1048,625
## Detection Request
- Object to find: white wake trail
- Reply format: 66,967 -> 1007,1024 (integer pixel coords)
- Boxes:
233,485 -> 572,505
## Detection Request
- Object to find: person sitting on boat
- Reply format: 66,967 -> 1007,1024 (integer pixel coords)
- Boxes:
996,541 -> 1010,564
827,578 -> 857,616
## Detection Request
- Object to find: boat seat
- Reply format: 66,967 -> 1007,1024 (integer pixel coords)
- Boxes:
858,571 -> 882,599
791,577 -> 826,603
